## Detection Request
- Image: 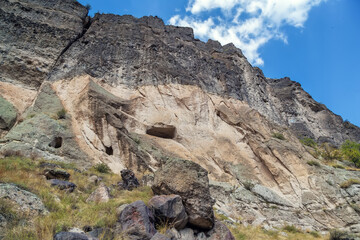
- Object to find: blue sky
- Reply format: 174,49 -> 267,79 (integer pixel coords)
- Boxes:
79,0 -> 360,127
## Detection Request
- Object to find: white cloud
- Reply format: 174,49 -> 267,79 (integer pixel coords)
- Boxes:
169,0 -> 326,65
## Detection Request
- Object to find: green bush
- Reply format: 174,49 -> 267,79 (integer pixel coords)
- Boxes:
300,138 -> 317,148
272,132 -> 285,140
341,140 -> 360,167
93,163 -> 111,174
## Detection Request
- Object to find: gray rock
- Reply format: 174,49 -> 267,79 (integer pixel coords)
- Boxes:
178,228 -> 195,240
207,221 -> 235,240
151,232 -> 171,240
152,158 -> 215,230
44,169 -> 71,180
86,183 -> 111,203
252,184 -> 293,207
0,183 -> 48,216
120,169 -> 140,191
196,232 -> 207,240
49,179 -> 77,192
0,97 -> 17,130
148,194 -> 188,230
116,200 -> 156,240
53,231 -> 91,240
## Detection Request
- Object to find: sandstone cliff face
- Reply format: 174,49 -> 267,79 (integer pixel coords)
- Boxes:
1,0 -> 360,233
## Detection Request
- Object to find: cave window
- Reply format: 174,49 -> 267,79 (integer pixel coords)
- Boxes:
105,146 -> 113,155
49,137 -> 63,148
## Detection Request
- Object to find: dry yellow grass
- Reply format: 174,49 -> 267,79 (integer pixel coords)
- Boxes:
0,157 -> 153,240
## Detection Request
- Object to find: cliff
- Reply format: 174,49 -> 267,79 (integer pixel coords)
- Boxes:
1,0 -> 360,234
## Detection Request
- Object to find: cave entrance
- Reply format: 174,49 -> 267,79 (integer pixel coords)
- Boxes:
49,137 -> 63,148
105,146 -> 113,155
146,124 -> 176,139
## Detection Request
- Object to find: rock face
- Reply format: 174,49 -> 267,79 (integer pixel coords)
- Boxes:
148,195 -> 188,230
152,159 -> 215,230
1,0 -> 360,233
0,0 -> 89,88
117,200 -> 157,240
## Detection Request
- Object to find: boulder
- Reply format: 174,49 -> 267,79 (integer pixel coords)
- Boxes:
44,169 -> 71,180
207,221 -> 235,240
120,169 -> 140,191
86,183 -> 111,203
151,232 -> 171,240
152,158 -> 215,230
0,96 -> 17,130
0,183 -> 48,216
116,200 -> 156,240
53,231 -> 92,240
88,175 -> 101,185
49,179 -> 77,192
148,194 -> 188,230
178,228 -> 195,240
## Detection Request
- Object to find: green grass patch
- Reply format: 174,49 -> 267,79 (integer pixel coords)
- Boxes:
307,160 -> 321,167
272,132 -> 285,140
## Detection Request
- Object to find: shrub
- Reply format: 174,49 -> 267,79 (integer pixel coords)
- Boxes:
272,132 -> 285,140
320,143 -> 341,161
307,160 -> 320,167
341,140 -> 360,167
85,4 -> 91,11
283,225 -> 301,233
340,178 -> 360,188
300,138 -> 317,148
329,229 -> 351,240
94,163 -> 111,174
308,231 -> 321,238
56,108 -> 66,119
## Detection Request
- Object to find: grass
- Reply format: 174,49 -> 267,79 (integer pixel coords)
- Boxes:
0,156 -> 153,239
272,132 -> 286,140
340,178 -> 360,188
228,224 -> 326,240
300,138 -> 317,148
307,160 -> 321,167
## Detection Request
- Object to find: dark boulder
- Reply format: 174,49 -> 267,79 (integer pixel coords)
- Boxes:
44,169 -> 71,180
207,221 -> 235,240
116,200 -> 156,240
49,179 -> 76,192
120,169 -> 140,191
152,158 -> 215,230
148,194 -> 188,230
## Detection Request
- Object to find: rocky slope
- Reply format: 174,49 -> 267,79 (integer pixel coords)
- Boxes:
1,0 -> 360,234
